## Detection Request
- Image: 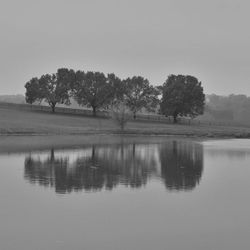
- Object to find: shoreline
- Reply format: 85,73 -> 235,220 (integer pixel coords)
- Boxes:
0,129 -> 250,138
0,133 -> 238,154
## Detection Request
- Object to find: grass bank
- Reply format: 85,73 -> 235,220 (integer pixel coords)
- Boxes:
1,106 -> 250,138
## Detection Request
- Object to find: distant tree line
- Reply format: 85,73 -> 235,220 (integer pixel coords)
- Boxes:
25,68 -> 205,122
204,94 -> 250,124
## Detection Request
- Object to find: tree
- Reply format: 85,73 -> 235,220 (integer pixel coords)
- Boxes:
110,100 -> 130,131
123,76 -> 159,119
24,68 -> 74,112
160,75 -> 205,123
24,77 -> 42,104
73,71 -> 116,116
56,68 -> 76,91
106,73 -> 124,105
38,70 -> 72,113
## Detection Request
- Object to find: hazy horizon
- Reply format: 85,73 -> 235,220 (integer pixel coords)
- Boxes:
1,0 -> 250,96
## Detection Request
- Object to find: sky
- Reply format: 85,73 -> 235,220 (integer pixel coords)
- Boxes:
0,0 -> 250,95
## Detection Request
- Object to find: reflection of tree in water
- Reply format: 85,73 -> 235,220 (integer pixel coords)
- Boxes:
159,141 -> 203,191
25,149 -> 72,193
24,144 -> 158,194
24,141 -> 204,193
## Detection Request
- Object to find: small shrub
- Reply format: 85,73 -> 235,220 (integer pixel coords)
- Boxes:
110,101 -> 130,131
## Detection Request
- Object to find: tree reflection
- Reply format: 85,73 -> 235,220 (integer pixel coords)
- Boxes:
25,149 -> 72,193
24,141 -> 203,194
159,141 -> 203,191
24,144 -> 158,193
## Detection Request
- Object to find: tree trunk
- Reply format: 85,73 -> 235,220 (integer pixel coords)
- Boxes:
50,149 -> 55,162
92,106 -> 97,117
51,103 -> 56,113
132,143 -> 135,157
173,113 -> 178,123
133,112 -> 136,119
91,146 -> 96,160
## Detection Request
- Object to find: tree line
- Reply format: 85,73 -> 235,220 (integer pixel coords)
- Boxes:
204,94 -> 250,124
25,68 -> 205,122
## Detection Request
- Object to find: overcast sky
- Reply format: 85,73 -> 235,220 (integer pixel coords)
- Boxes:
0,0 -> 250,95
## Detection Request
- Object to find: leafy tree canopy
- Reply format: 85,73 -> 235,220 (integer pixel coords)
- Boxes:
106,73 -> 124,104
160,74 -> 205,122
25,77 -> 42,104
73,71 -> 118,116
25,68 -> 74,112
123,76 -> 159,118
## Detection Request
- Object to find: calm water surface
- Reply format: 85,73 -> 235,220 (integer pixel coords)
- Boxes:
0,139 -> 250,250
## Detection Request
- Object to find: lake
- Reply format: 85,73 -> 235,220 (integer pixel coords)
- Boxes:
0,138 -> 249,250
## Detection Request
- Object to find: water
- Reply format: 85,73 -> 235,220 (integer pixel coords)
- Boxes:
0,139 -> 249,250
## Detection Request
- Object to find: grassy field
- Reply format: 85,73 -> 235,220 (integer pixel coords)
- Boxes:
1,106 -> 250,138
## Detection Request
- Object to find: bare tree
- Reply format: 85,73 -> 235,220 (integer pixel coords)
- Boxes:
110,101 -> 130,131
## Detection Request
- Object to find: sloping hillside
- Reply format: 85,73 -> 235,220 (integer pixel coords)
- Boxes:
1,105 -> 250,137
0,106 -> 114,135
